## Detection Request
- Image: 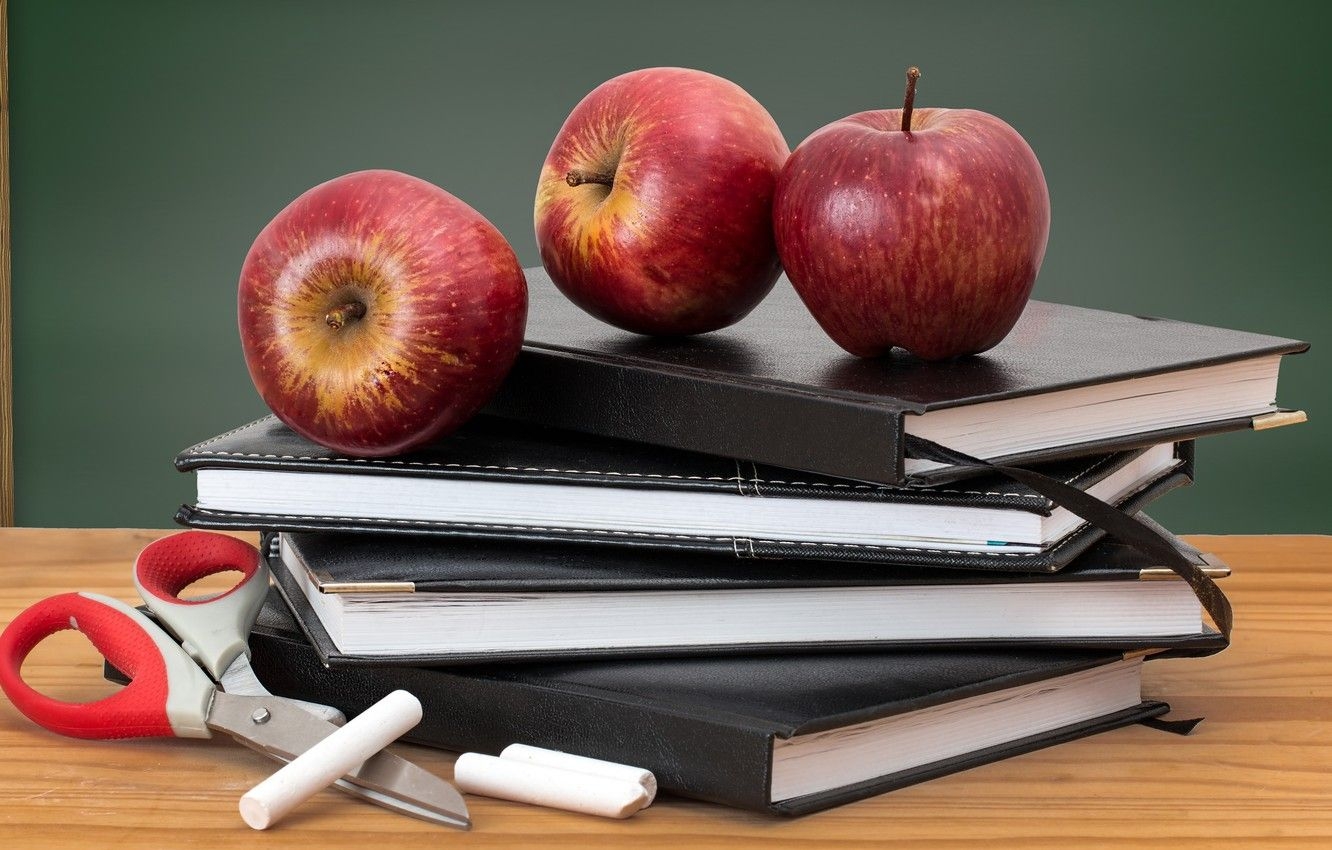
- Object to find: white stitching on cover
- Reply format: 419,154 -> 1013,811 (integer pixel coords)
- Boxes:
183,508 -> 1053,558
182,418 -> 1078,501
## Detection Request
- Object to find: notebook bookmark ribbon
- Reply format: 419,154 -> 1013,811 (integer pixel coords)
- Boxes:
903,436 -> 1232,640
1139,713 -> 1205,736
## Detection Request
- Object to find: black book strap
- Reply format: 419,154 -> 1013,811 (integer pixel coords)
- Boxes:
904,436 -> 1232,640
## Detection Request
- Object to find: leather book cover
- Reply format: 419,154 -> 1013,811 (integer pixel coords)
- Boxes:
267,527 -> 1228,666
238,589 -> 1179,815
174,415 -> 1194,572
271,513 -> 1213,592
484,267 -> 1306,485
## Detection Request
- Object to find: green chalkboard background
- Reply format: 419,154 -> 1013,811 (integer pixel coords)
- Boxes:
7,0 -> 1328,530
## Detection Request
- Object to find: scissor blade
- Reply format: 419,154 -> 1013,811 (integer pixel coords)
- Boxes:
274,753 -> 472,829
218,655 -> 347,725
207,692 -> 470,830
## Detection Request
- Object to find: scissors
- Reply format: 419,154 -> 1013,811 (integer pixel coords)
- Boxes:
0,530 -> 470,830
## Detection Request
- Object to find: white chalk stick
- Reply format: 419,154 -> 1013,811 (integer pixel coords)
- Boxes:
455,752 -> 650,818
239,690 -> 423,830
499,743 -> 656,803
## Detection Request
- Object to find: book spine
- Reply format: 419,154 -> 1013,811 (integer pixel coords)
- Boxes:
245,624 -> 780,812
486,347 -> 907,485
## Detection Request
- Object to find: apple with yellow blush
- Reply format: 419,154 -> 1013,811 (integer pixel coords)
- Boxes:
535,67 -> 789,336
238,169 -> 527,456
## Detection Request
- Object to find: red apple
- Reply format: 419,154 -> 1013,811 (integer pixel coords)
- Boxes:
535,67 -> 789,335
774,68 -> 1050,360
238,169 -> 527,456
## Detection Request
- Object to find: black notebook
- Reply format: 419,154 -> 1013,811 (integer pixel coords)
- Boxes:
175,416 -> 1192,571
485,267 -> 1307,486
268,521 -> 1229,665
234,591 -> 1194,815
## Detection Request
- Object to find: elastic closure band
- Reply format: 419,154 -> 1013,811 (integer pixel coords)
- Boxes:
904,435 -> 1232,640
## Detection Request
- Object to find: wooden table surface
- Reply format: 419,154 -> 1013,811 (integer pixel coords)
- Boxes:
0,529 -> 1329,848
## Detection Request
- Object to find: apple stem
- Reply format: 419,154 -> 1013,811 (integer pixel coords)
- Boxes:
325,300 -> 367,330
901,66 -> 921,132
565,169 -> 615,188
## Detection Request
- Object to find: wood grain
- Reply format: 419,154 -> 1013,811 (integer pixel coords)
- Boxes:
1,530 -> 1329,848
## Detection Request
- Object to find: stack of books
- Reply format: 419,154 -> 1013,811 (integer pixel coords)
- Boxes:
175,268 -> 1307,815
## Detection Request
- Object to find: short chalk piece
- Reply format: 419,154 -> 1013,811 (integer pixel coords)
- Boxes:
455,752 -> 650,819
239,690 -> 423,829
499,743 -> 656,804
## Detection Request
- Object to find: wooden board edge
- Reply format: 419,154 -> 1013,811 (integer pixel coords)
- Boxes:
0,0 -> 13,526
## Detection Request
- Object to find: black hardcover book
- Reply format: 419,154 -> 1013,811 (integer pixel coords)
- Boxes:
233,590 -> 1193,815
485,267 -> 1306,486
174,415 -> 1193,572
267,518 -> 1229,666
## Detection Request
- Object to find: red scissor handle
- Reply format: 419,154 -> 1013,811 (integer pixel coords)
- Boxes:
134,530 -> 261,606
0,591 -> 214,740
132,531 -> 268,681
